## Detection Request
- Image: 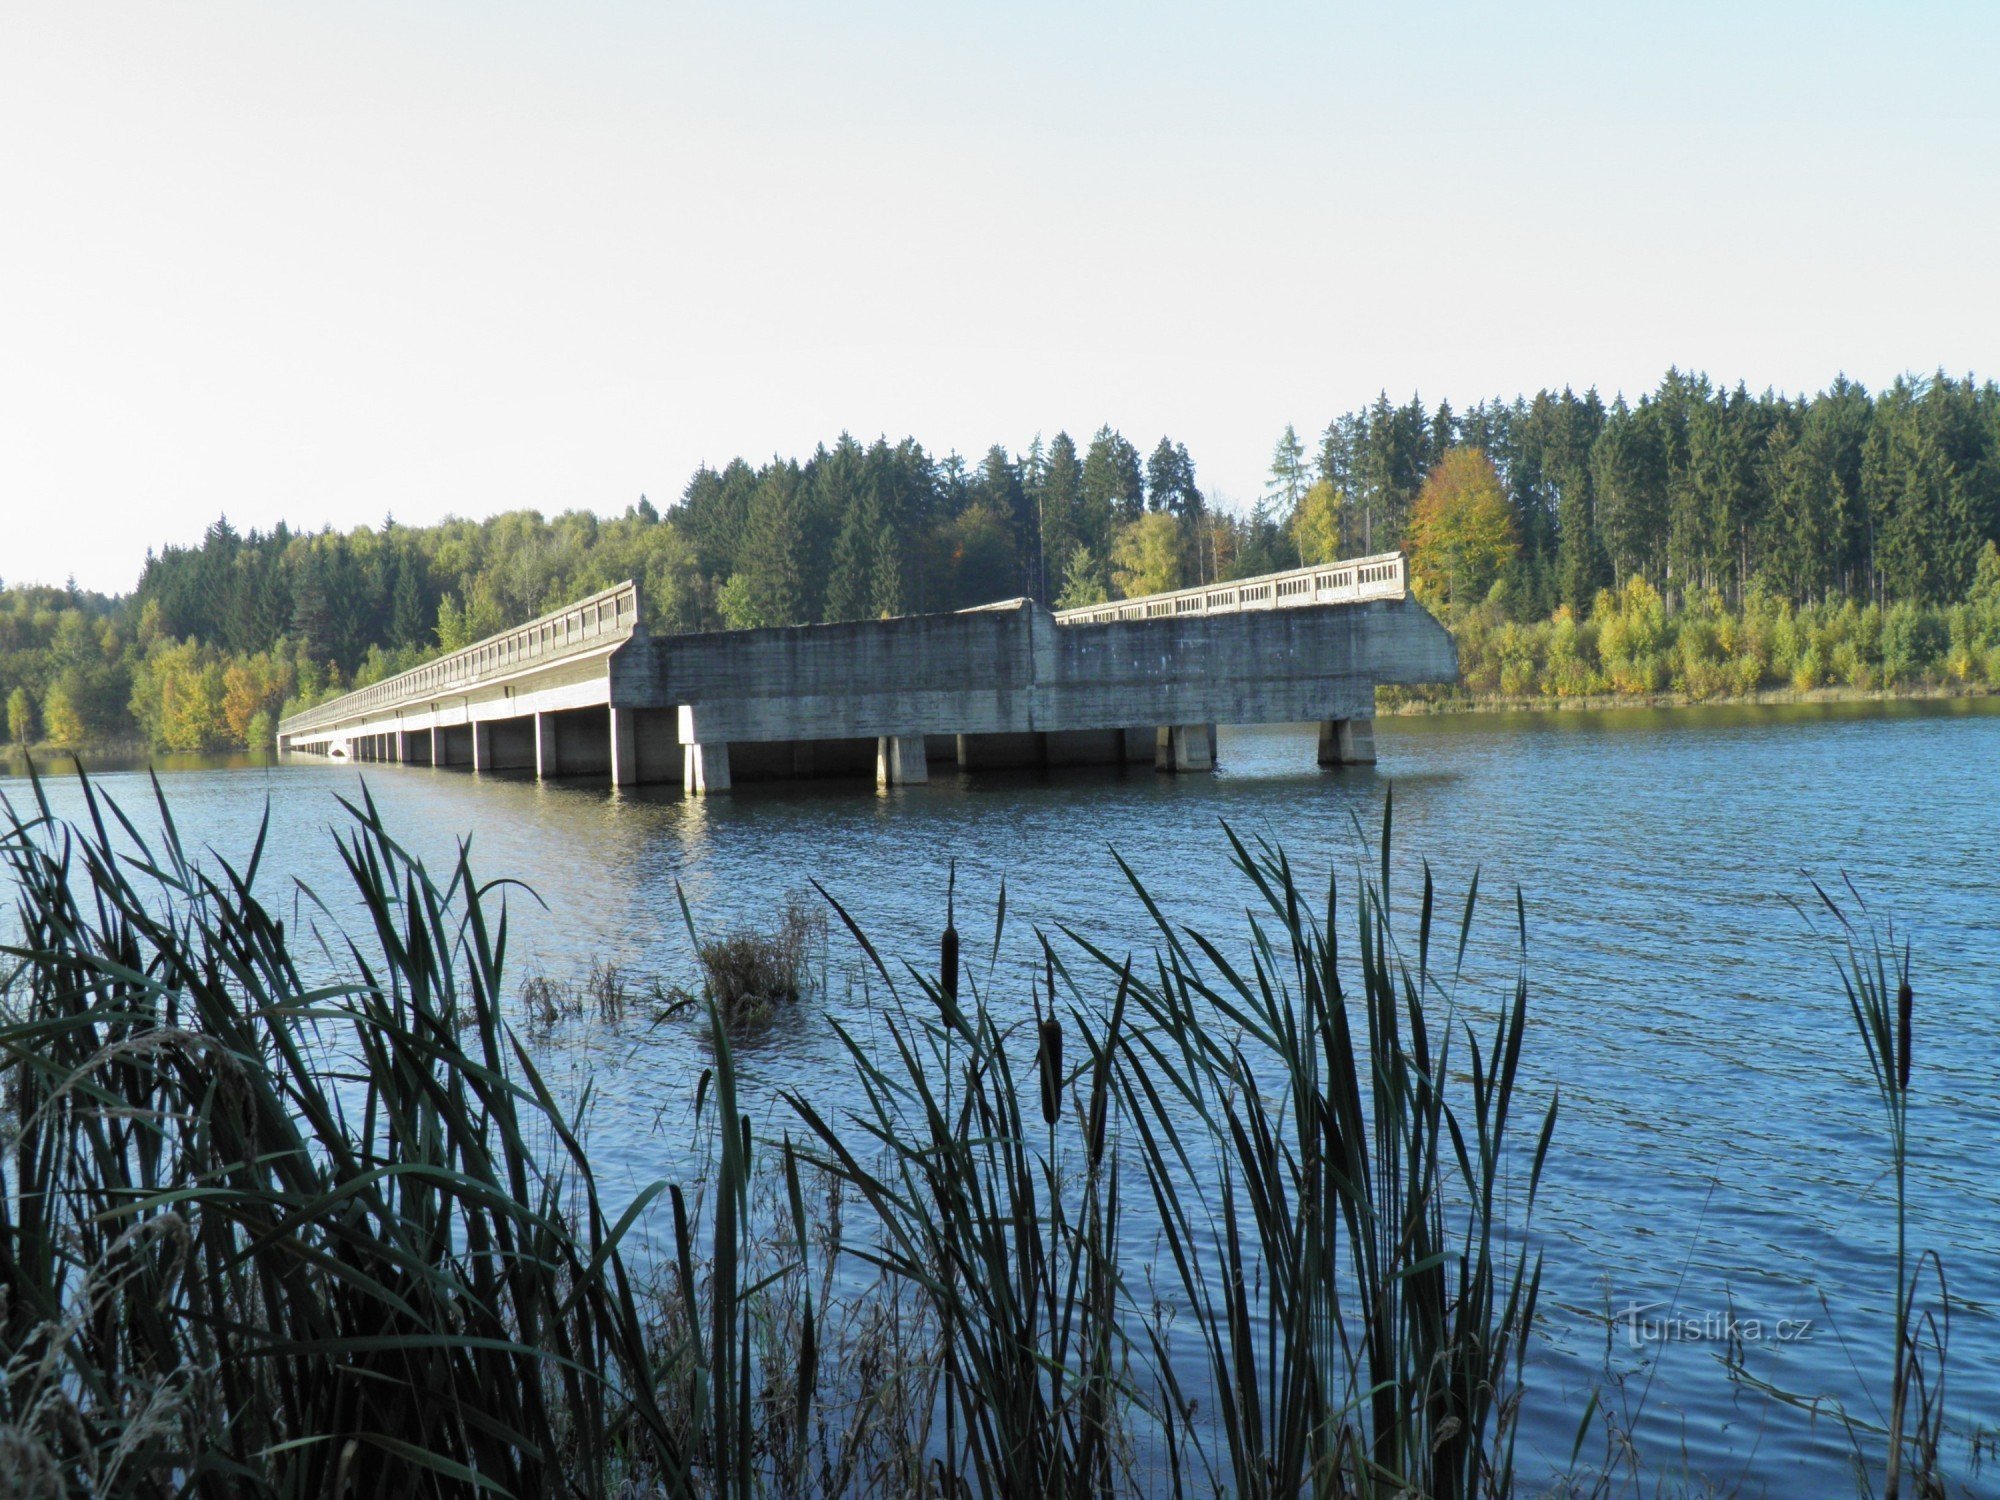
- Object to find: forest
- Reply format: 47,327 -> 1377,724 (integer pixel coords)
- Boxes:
4,368 -> 1999,753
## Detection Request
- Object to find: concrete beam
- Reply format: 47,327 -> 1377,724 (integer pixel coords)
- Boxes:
663,596 -> 1452,749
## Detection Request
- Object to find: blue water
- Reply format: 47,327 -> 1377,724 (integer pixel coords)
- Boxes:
6,699 -> 1996,1495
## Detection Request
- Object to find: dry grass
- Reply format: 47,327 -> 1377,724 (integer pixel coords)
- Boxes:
691,892 -> 826,1028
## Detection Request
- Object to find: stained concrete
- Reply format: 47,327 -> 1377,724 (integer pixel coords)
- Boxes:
281,574 -> 1457,792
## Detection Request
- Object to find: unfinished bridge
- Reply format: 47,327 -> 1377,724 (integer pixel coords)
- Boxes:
277,551 -> 1455,793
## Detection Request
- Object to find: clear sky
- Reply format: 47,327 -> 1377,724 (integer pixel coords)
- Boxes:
4,1 -> 1996,593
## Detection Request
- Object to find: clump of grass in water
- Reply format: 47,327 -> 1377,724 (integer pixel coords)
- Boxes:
681,892 -> 827,1029
519,957 -> 661,1030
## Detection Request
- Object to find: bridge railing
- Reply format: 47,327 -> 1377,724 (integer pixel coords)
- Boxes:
1053,551 -> 1405,625
279,580 -> 641,736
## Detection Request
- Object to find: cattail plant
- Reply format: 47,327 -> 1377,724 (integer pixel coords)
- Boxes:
1077,795 -> 1559,1497
1811,880 -> 1949,1500
0,766 -> 687,1496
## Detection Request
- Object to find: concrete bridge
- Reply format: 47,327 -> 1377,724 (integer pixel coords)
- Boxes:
277,551 -> 1456,793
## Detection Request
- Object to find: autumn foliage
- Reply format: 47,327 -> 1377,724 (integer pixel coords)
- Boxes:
1407,447 -> 1519,611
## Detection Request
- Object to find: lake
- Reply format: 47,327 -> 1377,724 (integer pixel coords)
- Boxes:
5,699 -> 1997,1496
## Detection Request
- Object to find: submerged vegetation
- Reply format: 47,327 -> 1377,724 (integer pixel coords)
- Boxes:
681,890 -> 827,1029
0,768 -> 1961,1495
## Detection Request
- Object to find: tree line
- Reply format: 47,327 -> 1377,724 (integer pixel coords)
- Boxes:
3,368 -> 1996,753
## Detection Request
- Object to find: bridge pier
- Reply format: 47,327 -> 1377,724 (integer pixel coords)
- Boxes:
1317,717 -> 1377,766
684,741 -> 731,794
534,713 -> 559,779
610,707 -> 640,787
1157,723 -> 1216,773
877,734 -> 929,787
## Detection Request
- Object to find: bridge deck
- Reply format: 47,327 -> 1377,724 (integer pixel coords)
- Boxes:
278,553 -> 1449,789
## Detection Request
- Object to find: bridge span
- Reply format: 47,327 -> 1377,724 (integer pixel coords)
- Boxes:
278,551 -> 1455,793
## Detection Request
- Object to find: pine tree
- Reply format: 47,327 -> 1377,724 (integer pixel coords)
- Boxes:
1081,427 -> 1144,555
1039,432 -> 1084,602
1265,424 -> 1310,516
737,463 -> 810,626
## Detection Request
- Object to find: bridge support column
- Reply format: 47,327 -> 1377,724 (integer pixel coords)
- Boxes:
1157,723 -> 1215,773
472,723 -> 492,773
609,708 -> 640,787
1317,717 -> 1376,766
429,726 -> 443,767
877,735 -> 929,787
533,713 -> 560,780
684,741 -> 731,795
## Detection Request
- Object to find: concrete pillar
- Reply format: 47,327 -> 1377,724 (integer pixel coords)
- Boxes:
1317,717 -> 1377,766
430,726 -> 443,767
1156,723 -> 1215,773
684,741 -> 732,795
472,722 -> 492,773
609,707 -> 639,787
534,713 -> 560,780
877,734 -> 929,787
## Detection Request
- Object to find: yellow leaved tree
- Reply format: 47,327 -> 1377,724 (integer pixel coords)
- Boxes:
1407,448 -> 1517,611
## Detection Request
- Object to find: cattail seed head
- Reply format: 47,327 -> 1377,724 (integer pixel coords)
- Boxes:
940,861 -> 960,1024
1896,977 -> 1913,1094
1038,1012 -> 1064,1126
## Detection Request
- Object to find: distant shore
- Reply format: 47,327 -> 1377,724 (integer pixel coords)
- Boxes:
1383,681 -> 1999,717
5,686 -> 1995,774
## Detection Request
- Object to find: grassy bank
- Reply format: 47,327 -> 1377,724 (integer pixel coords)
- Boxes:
0,769 -> 1955,1496
1383,680 -> 1999,717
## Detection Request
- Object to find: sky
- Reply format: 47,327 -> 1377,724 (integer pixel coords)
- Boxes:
4,1 -> 1997,594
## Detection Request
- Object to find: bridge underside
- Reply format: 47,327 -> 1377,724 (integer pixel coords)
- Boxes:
283,594 -> 1454,794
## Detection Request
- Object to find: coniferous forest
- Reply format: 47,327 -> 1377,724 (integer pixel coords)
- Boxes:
5,368 -> 2000,754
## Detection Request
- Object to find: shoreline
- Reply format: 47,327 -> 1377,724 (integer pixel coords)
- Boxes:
4,686 -> 1996,767
1382,682 -> 1998,717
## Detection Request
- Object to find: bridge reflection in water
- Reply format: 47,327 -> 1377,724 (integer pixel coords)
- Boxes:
278,552 -> 1455,794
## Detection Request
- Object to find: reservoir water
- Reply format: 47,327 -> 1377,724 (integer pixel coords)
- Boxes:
6,699 -> 1997,1495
